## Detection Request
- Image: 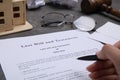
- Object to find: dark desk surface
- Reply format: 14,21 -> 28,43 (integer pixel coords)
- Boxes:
0,0 -> 120,39
0,0 -> 120,79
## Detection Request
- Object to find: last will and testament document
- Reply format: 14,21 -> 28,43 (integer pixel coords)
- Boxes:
0,30 -> 103,80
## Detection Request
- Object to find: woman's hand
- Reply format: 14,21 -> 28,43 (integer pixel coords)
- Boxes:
87,41 -> 120,80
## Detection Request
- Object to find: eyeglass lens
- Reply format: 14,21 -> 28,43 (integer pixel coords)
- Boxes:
41,12 -> 74,27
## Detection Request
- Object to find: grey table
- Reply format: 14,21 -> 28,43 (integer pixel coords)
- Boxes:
0,0 -> 120,39
0,0 -> 120,79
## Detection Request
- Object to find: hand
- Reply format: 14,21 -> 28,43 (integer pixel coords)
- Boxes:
87,41 -> 120,80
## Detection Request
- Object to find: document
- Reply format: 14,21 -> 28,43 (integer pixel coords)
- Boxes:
0,30 -> 103,80
89,22 -> 120,44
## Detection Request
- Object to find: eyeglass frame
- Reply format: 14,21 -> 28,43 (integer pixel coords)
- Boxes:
41,12 -> 75,27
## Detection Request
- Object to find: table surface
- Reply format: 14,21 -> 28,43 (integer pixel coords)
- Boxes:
0,0 -> 120,79
0,0 -> 120,39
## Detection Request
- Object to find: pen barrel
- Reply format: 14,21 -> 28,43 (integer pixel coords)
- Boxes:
77,55 -> 103,61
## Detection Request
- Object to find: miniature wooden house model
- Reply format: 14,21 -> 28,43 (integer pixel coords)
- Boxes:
0,0 -> 13,32
0,0 -> 32,35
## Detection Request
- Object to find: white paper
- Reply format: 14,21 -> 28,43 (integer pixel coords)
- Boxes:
89,32 -> 119,45
97,22 -> 120,40
0,30 -> 103,80
89,22 -> 120,44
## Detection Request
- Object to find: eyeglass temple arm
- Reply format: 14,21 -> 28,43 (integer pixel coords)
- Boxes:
41,21 -> 63,27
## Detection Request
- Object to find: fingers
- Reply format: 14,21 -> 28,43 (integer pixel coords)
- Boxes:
96,51 -> 107,60
114,41 -> 120,49
91,75 -> 118,80
87,41 -> 120,80
90,43 -> 120,79
89,67 -> 116,79
87,60 -> 113,72
97,44 -> 120,63
97,41 -> 120,61
87,60 -> 118,80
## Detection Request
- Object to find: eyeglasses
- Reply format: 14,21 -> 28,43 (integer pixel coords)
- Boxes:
40,12 -> 75,27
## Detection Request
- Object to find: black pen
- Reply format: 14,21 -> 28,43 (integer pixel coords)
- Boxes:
77,55 -> 103,61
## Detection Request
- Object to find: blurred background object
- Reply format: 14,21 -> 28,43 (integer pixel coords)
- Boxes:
47,0 -> 78,8
26,0 -> 45,9
81,0 -> 120,18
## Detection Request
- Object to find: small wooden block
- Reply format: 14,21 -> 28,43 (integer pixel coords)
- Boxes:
0,21 -> 33,36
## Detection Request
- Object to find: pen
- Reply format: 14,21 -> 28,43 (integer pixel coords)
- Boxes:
77,55 -> 103,61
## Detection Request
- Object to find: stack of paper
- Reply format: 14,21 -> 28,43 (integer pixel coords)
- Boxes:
0,30 -> 103,80
89,22 -> 120,45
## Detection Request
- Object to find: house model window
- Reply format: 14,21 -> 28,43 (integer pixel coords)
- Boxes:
0,12 -> 5,24
13,7 -> 20,11
0,0 -> 3,3
0,12 -> 4,17
0,19 -> 4,24
13,6 -> 20,18
14,13 -> 20,18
